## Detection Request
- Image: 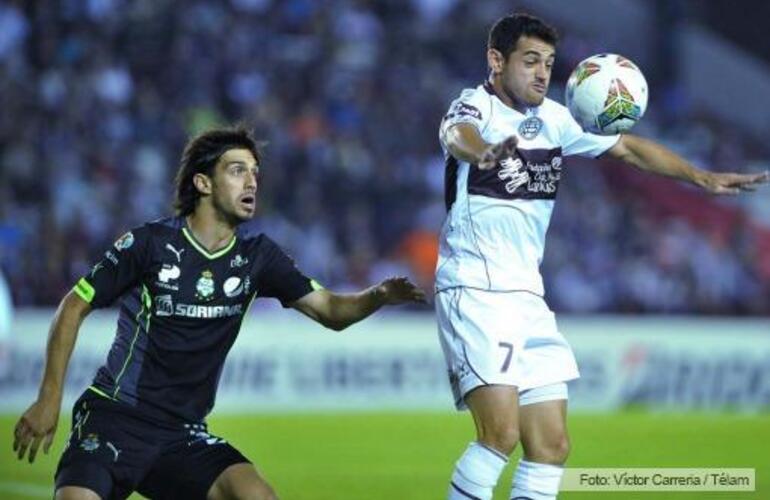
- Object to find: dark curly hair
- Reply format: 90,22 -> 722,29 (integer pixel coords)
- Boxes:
488,13 -> 559,61
174,125 -> 262,216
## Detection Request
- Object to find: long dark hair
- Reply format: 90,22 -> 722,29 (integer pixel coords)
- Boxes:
174,125 -> 261,216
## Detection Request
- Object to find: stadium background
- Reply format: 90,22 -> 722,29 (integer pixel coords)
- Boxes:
1,0 -> 769,498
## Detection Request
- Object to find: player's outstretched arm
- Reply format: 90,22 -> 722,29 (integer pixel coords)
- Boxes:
290,277 -> 426,331
13,291 -> 91,463
606,134 -> 770,194
444,123 -> 518,170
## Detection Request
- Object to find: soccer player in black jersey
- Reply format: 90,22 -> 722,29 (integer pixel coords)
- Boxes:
13,126 -> 426,500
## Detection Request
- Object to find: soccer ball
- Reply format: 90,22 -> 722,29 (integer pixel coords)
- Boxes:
565,53 -> 648,135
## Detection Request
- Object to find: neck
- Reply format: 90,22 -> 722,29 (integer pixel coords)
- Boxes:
186,204 -> 237,253
488,75 -> 529,114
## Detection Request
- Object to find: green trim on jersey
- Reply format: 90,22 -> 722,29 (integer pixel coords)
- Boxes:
182,227 -> 237,260
141,283 -> 152,309
310,279 -> 324,291
73,278 -> 95,303
112,285 -> 152,398
74,405 -> 91,440
88,385 -> 116,401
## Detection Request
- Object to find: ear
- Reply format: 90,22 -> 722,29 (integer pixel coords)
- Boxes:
487,48 -> 505,75
193,173 -> 213,196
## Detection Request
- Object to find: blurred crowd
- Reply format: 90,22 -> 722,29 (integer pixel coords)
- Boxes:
1,0 -> 768,314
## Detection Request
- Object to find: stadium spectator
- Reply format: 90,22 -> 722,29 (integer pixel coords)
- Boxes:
2,1 -> 769,314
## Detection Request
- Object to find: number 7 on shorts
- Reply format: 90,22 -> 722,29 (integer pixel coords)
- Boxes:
498,342 -> 514,372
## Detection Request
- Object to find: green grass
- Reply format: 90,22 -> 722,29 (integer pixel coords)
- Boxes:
1,412 -> 768,499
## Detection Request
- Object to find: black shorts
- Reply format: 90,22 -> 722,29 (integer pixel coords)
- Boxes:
55,391 -> 250,500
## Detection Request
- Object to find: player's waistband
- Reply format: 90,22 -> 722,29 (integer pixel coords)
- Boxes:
82,386 -> 205,431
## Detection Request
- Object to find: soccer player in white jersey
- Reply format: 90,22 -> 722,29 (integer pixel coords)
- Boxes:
436,13 -> 769,500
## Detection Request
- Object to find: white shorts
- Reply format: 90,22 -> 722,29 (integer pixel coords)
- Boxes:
436,287 -> 579,410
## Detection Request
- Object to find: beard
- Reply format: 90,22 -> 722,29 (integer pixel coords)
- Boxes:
501,77 -> 546,108
211,194 -> 251,226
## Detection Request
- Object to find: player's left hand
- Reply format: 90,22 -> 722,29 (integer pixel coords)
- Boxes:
378,277 -> 427,305
698,170 -> 769,195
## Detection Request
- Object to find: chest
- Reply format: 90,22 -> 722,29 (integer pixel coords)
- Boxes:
483,107 -> 562,151
143,242 -> 255,318
471,106 -> 565,200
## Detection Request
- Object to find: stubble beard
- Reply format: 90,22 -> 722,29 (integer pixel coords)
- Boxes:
212,194 -> 250,227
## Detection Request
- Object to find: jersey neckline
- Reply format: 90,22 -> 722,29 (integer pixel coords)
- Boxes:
181,226 -> 237,260
482,80 -> 539,117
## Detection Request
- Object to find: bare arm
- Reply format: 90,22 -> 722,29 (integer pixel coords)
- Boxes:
291,277 -> 426,331
13,291 -> 91,463
444,123 -> 519,170
606,134 -> 769,194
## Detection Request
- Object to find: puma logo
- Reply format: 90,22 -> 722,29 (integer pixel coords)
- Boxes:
106,441 -> 121,462
165,243 -> 184,262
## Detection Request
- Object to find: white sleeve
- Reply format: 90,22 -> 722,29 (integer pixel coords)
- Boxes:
439,88 -> 492,150
560,108 -> 620,158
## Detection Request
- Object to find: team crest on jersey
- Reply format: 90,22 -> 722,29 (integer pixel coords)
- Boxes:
114,232 -> 134,251
79,433 -> 100,452
518,116 -> 543,140
195,270 -> 216,301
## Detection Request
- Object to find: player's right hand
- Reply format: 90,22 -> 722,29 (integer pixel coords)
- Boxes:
378,276 -> 427,305
13,399 -> 60,463
478,135 -> 518,170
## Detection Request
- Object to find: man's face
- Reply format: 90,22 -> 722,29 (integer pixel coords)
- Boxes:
208,148 -> 259,224
494,36 -> 555,107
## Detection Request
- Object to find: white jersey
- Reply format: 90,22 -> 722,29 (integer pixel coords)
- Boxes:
436,82 -> 619,295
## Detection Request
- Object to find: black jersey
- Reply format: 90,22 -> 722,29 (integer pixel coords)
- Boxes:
73,216 -> 316,423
